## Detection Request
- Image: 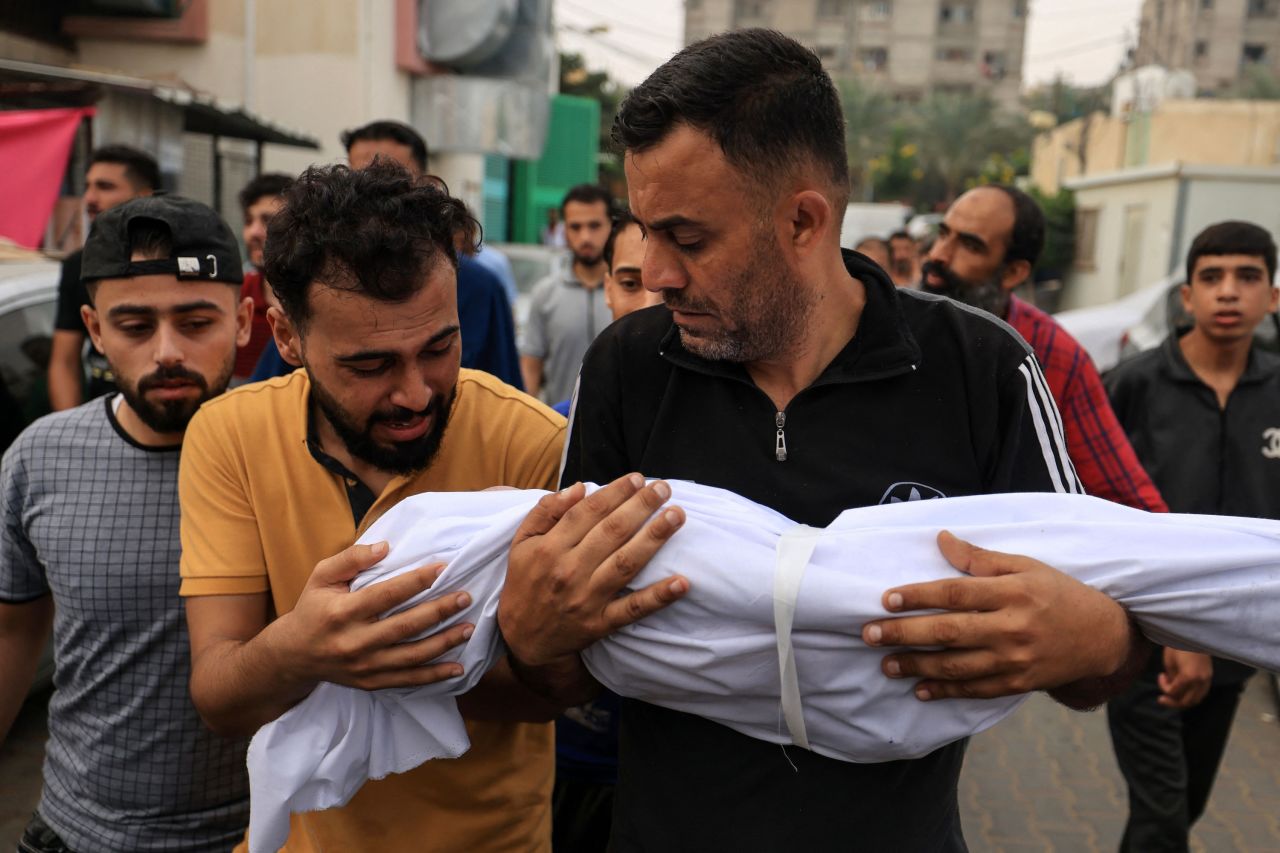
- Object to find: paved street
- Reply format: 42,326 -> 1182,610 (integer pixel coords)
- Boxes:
959,675 -> 1280,852
2,677 -> 1278,851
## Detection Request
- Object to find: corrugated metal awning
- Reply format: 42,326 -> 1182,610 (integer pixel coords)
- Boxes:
0,57 -> 318,148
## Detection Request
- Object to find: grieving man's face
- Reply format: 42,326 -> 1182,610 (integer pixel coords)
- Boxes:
624,125 -> 814,363
282,262 -> 461,476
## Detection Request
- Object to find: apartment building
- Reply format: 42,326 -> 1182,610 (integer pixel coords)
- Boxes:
1135,0 -> 1280,92
684,0 -> 1027,105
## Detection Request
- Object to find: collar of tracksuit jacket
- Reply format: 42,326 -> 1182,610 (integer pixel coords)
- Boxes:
1159,328 -> 1277,389
655,249 -> 924,389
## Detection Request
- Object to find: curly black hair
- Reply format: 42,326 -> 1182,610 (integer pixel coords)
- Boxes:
263,161 -> 477,330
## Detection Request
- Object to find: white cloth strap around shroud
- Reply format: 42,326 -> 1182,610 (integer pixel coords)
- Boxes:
774,525 -> 820,751
244,483 -> 1280,853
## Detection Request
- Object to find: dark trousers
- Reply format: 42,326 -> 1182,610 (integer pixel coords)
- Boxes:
1106,675 -> 1247,852
17,813 -> 74,853
552,775 -> 615,853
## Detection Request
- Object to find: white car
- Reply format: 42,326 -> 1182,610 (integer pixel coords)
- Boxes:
0,255 -> 60,452
1052,279 -> 1173,373
486,241 -> 570,335
0,252 -> 60,693
1056,276 -> 1280,373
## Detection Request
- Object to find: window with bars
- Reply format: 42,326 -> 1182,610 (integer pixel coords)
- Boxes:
939,3 -> 975,24
1074,208 -> 1099,271
861,0 -> 891,20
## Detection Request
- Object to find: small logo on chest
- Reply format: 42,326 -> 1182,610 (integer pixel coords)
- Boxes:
1263,427 -> 1280,459
879,482 -> 947,504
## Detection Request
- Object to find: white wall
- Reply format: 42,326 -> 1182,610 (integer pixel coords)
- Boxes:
76,0 -> 413,178
1066,170 -> 1280,308
1065,176 -> 1178,309
1177,178 -> 1280,270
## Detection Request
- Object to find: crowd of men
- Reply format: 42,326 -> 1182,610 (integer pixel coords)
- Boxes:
1,26 -> 1276,853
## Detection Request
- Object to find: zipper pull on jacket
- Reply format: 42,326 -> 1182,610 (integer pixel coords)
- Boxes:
775,411 -> 788,462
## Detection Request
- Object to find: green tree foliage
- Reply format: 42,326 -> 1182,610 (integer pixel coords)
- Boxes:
915,92 -> 1033,202
1227,65 -> 1280,100
836,79 -> 1036,209
838,79 -> 895,201
1022,77 -> 1111,125
1026,187 -> 1076,279
868,126 -> 923,202
559,52 -> 627,191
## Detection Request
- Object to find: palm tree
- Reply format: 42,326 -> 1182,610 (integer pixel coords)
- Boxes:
838,78 -> 895,201
912,93 -> 1030,202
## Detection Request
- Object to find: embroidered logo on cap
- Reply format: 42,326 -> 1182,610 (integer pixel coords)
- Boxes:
178,257 -> 200,276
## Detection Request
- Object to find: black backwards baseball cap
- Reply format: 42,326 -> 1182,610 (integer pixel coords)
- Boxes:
81,194 -> 243,285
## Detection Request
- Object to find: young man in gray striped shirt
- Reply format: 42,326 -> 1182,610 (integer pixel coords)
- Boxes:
0,195 -> 253,852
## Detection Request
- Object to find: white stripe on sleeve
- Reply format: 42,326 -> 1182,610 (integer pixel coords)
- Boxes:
1017,358 -> 1079,494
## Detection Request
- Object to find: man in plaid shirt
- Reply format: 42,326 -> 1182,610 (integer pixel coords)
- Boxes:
921,185 -> 1166,513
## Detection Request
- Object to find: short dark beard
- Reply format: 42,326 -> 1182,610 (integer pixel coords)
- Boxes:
309,376 -> 455,477
664,231 -> 814,363
572,247 -> 603,268
117,359 -> 231,434
920,260 -> 1010,318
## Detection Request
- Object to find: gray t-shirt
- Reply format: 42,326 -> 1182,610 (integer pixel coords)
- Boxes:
0,396 -> 249,853
519,272 -> 614,405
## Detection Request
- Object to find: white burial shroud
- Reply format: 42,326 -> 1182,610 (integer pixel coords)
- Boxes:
246,483 -> 1280,853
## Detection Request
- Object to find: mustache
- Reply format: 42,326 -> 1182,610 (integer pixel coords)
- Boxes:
920,260 -> 965,295
136,365 -> 209,394
367,397 -> 443,426
663,291 -> 716,314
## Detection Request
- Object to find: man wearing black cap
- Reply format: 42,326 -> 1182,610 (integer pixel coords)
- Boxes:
49,145 -> 160,410
0,195 -> 253,852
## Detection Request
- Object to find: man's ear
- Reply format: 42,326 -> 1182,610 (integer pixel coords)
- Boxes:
81,303 -> 105,356
787,189 -> 836,257
235,296 -> 253,348
1000,259 -> 1032,293
268,306 -> 304,367
1180,282 -> 1194,316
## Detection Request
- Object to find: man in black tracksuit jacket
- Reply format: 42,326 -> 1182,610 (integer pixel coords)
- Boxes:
559,249 -> 1089,851
1104,220 -> 1280,851
497,29 -> 1149,853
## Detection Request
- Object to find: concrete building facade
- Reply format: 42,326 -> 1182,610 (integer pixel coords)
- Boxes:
684,0 -> 1027,105
1031,97 -> 1280,194
1135,0 -> 1280,93
1,0 -> 554,228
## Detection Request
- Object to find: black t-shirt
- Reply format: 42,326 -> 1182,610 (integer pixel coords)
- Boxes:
562,251 -> 1080,852
54,249 -> 116,398
54,249 -> 88,333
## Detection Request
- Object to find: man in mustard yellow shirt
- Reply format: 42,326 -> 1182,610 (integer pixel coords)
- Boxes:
179,162 -> 567,851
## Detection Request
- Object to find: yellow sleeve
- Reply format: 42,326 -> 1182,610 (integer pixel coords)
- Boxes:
179,404 -> 270,597
508,409 -> 567,492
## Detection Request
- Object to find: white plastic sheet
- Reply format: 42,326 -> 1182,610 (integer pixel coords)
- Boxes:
246,484 -> 1280,852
